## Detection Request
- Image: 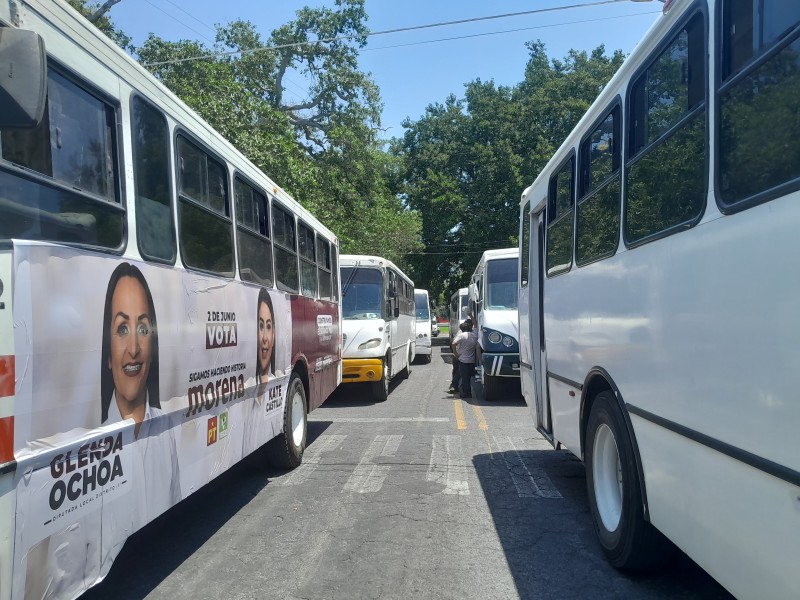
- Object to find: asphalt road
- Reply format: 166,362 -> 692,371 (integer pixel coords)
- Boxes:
82,336 -> 732,600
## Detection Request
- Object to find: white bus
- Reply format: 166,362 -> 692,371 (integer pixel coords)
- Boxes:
414,288 -> 433,363
518,1 -> 800,597
340,255 -> 415,401
448,287 -> 468,344
469,248 -> 520,401
0,2 -> 342,598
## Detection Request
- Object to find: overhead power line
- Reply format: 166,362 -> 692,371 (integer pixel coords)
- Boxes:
142,0 -> 649,67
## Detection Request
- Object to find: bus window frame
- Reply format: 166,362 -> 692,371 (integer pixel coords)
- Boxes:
0,59 -> 127,253
622,4 -> 709,250
271,199 -> 299,294
173,129 -> 235,278
714,1 -> 800,214
545,150 -> 576,279
298,218 -> 318,299
233,170 -> 274,287
575,99 -> 622,268
130,92 -> 176,265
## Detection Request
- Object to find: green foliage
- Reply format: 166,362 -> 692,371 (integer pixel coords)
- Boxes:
395,41 -> 624,301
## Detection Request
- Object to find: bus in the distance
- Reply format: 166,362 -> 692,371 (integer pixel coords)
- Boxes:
448,287 -> 468,344
469,248 -> 520,401
340,255 -> 415,401
517,1 -> 799,597
0,1 -> 341,598
414,289 -> 433,363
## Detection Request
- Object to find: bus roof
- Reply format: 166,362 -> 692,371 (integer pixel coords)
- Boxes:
340,254 -> 414,286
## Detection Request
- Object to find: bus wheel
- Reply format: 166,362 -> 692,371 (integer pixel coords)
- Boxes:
371,356 -> 390,402
266,373 -> 307,469
585,391 -> 675,571
425,353 -> 432,364
483,374 -> 500,401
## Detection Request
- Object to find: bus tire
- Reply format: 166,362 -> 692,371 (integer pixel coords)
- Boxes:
425,352 -> 432,364
266,373 -> 307,469
371,356 -> 390,402
483,374 -> 500,401
585,391 -> 675,571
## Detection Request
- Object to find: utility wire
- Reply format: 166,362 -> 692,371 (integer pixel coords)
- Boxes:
142,0 -> 649,67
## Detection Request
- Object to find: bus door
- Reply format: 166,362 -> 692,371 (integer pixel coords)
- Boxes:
529,205 -> 552,435
386,269 -> 398,374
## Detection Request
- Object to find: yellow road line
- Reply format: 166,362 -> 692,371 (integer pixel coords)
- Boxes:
472,404 -> 489,431
453,400 -> 467,430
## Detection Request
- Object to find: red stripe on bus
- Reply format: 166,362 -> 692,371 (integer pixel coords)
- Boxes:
0,355 -> 13,398
0,416 -> 13,463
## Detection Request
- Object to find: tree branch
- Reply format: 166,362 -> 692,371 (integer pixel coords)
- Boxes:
88,0 -> 122,23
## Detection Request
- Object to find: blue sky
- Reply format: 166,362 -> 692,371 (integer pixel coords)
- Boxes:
110,0 -> 662,139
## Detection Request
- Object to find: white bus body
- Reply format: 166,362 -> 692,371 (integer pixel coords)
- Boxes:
469,248 -> 520,401
340,255 -> 415,401
518,1 -> 800,597
0,1 -> 342,598
414,289 -> 433,363
448,287 -> 468,345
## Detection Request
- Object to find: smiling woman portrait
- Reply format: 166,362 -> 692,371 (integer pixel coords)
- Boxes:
100,262 -> 161,436
256,286 -> 276,394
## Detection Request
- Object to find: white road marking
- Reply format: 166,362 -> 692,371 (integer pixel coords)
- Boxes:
343,434 -> 403,493
281,434 -> 347,486
427,435 -> 470,495
309,417 -> 449,423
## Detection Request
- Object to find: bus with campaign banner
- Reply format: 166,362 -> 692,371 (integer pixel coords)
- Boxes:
0,1 -> 341,597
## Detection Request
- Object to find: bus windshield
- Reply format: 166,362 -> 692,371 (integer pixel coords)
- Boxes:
342,267 -> 383,319
486,258 -> 518,310
415,292 -> 430,321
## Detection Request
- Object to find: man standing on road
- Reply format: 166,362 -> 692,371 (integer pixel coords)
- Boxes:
451,320 -> 477,398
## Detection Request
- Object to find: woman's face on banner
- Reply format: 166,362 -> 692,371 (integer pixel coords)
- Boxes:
108,276 -> 153,406
258,299 -> 274,380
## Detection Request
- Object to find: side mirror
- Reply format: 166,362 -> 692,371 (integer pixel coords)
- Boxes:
0,28 -> 47,128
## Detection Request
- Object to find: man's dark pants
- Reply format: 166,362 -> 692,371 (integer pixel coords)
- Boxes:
459,361 -> 476,397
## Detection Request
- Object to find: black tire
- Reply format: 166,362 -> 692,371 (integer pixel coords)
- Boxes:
585,391 -> 675,571
266,373 -> 307,469
483,373 -> 500,401
371,356 -> 390,402
424,352 -> 432,364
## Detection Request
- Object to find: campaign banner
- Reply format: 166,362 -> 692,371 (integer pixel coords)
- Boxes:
10,242 -> 291,599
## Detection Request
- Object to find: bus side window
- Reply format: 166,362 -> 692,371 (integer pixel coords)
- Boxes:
176,135 -> 233,276
235,176 -> 273,286
577,105 -> 621,266
718,0 -> 800,206
132,96 -> 175,263
0,68 -> 123,248
545,156 -> 574,277
298,221 -> 318,298
272,202 -> 299,293
625,12 -> 706,246
317,237 -> 333,301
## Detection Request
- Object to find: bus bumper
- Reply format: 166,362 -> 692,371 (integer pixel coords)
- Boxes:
342,358 -> 384,383
481,353 -> 520,378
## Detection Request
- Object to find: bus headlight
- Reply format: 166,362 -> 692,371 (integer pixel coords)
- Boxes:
358,338 -> 381,350
488,331 -> 501,344
502,336 -> 513,347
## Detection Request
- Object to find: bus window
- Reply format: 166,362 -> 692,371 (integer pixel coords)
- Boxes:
719,0 -> 800,206
298,221 -> 318,298
0,68 -> 123,248
235,176 -> 273,286
132,96 -> 175,263
317,237 -> 333,300
176,135 -> 233,275
546,156 -> 574,277
577,106 -> 620,265
272,202 -> 299,293
625,13 -> 706,245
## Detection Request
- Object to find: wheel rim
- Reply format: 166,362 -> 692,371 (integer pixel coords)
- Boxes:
593,423 -> 623,532
290,386 -> 305,447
